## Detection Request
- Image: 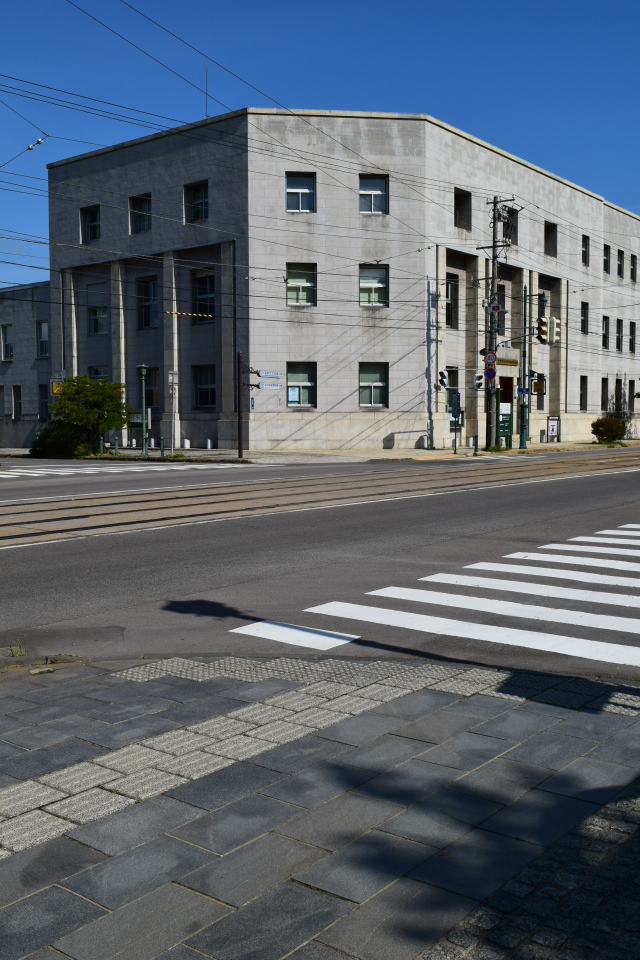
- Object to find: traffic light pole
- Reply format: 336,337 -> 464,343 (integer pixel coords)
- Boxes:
485,197 -> 500,450
519,286 -> 529,449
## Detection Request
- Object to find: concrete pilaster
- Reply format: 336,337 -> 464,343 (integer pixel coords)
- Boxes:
161,252 -> 180,446
62,270 -> 77,377
110,261 -> 128,446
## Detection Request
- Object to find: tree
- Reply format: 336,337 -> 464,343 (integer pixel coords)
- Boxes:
44,376 -> 131,454
591,417 -> 627,443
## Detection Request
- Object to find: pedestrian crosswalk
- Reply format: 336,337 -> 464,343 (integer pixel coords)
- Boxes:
0,463 -> 240,478
233,523 -> 640,668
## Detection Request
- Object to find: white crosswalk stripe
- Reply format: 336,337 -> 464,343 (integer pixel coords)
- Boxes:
420,572 -> 640,608
540,543 -> 640,557
468,561 -> 640,588
0,464 -> 239,478
505,551 -> 640,572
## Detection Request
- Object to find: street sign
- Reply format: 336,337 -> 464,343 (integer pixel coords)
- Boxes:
484,352 -> 496,364
484,368 -> 496,380
168,371 -> 178,385
258,383 -> 284,390
50,379 -> 64,395
258,371 -> 283,378
488,303 -> 500,312
517,387 -> 530,396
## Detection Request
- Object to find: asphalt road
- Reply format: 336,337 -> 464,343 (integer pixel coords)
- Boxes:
2,450 -> 640,680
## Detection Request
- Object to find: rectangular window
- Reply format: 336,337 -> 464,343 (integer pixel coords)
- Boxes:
192,271 -> 215,321
615,378 -> 623,413
359,265 -> 389,306
81,205 -> 100,243
359,175 -> 388,214
184,182 -> 208,223
630,321 -> 636,354
618,250 -> 625,279
453,188 -> 472,230
616,318 -> 624,351
581,235 -> 590,266
359,362 -> 389,407
36,320 -> 49,358
502,208 -> 518,245
580,302 -> 589,334
544,221 -> 557,257
136,277 -> 159,328
12,385 -> 21,420
445,273 -> 459,329
0,386 -> 3,418
446,367 -> 459,409
38,384 -> 48,420
88,366 -> 109,380
602,316 -> 610,349
286,264 -> 317,306
287,362 -> 317,407
601,377 -> 609,411
497,284 -> 506,337
604,244 -> 611,274
87,282 -> 108,336
130,193 -> 152,233
144,367 -> 160,409
1,325 -> 13,361
194,365 -> 216,408
536,373 -> 545,411
631,254 -> 637,283
286,174 -> 315,212
630,380 -> 635,413
579,375 -> 588,411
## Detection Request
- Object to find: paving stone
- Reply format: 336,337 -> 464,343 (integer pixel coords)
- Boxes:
327,695 -> 376,715
172,793 -> 302,854
142,730 -> 215,756
421,790 -> 503,826
409,829 -> 544,899
63,834 -> 216,909
355,683 -> 408,702
38,761 -> 120,793
421,734 -> 516,771
588,726 -> 640,769
54,881 -> 230,960
355,760 -> 461,806
7,698 -> 102,725
153,750 -> 233,778
317,877 -> 477,960
0,809 -> 72,851
295,707 -> 352,728
505,732 -> 600,770
188,716 -> 255,738
110,768 -> 187,800
232,703 -> 296,724
0,884 -> 106,960
302,681 -> 361,698
1,723 -> 75,750
79,696 -> 180,723
554,712 -> 635,741
166,760 -> 283,811
44,788 -> 135,824
260,761 -> 377,808
337,734 -> 430,772
207,734 -> 273,759
443,696 -> 514,720
0,780 -> 66,817
186,882 -> 353,960
0,739 -> 25,762
253,720 -> 310,743
371,689 -> 461,720
395,710 -> 478,745
0,696 -> 45,714
296,830 -> 434,902
67,795 -> 202,855
539,758 -> 638,804
182,832 -> 326,906
482,790 -> 597,846
250,734 -> 349,773
472,711 -> 561,742
265,692 -> 329,712
230,678 -> 305,700
449,758 -> 556,805
154,948 -> 205,960
318,713 -> 408,745
0,835 -> 106,908
380,805 -> 475,848
288,945 -> 356,960
278,792 -> 402,850
94,744 -> 166,774
155,695 -> 250,725
70,713 -> 183,748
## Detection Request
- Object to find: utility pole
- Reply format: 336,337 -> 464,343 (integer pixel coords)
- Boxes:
137,364 -> 148,458
520,286 -> 529,448
237,350 -> 244,460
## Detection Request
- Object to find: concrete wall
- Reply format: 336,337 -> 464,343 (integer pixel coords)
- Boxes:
0,283 -> 51,448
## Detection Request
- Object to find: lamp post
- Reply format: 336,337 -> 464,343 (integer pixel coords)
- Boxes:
137,364 -> 149,458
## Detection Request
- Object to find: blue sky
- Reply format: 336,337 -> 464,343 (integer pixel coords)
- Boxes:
2,0 -> 639,287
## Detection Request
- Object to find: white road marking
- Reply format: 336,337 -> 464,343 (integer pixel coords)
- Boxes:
571,536 -> 640,546
597,529 -> 640,536
0,464 -> 239,478
466,562 -> 640,589
621,525 -> 640,529
368,585 -> 640,634
421,573 -> 640,608
540,543 -> 640,558
506,552 -> 640,572
305,601 -> 640,667
230,620 -> 358,650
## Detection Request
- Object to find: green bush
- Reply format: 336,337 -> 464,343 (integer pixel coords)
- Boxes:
30,421 -> 85,458
591,417 -> 627,443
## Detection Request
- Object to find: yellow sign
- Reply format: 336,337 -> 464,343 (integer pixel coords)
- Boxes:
50,380 -> 65,395
496,357 -> 519,367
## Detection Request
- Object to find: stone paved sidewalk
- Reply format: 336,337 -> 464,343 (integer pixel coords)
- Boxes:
0,653 -> 640,960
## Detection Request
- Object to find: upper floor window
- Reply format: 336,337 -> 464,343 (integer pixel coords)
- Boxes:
631,254 -> 637,283
192,271 -> 215,321
602,315 -> 610,350
1,325 -> 13,361
286,264 -> 317,306
286,174 -> 315,212
631,321 -> 636,354
359,265 -> 389,306
287,362 -> 317,407
38,384 -> 49,421
36,320 -> 49,358
502,208 -> 518,246
618,250 -> 625,279
604,244 -> 611,274
359,362 -> 389,407
445,274 -> 459,329
12,385 -> 21,420
136,277 -> 159,328
544,221 -> 557,257
144,367 -> 160,409
453,188 -> 472,230
184,182 -> 208,223
130,193 -> 152,234
581,235 -> 590,266
580,302 -> 589,335
359,175 -> 388,214
616,318 -> 624,351
87,282 -> 108,336
193,365 -> 216,408
81,205 -> 100,243
88,366 -> 109,381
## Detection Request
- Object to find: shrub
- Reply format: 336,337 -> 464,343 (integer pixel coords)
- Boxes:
591,417 -> 627,443
30,421 -> 86,458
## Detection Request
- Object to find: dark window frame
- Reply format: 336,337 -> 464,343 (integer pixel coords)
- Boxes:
184,181 -> 209,223
38,383 -> 49,421
136,276 -> 159,329
602,315 -> 610,350
36,320 -> 49,358
618,250 -> 625,279
359,175 -> 388,214
81,205 -> 100,243
601,377 -> 609,411
286,263 -> 317,306
286,361 -> 317,408
616,318 -> 624,352
631,255 -> 637,283
286,173 -> 316,213
580,302 -> 589,335
453,188 -> 472,230
581,235 -> 590,266
193,365 -> 216,409
130,193 -> 152,234
630,321 -> 636,354
544,221 -> 558,258
579,375 -> 588,411
359,264 -> 389,307
604,244 -> 611,274
359,361 -> 389,407
445,273 -> 460,329
11,384 -> 21,420
191,270 -> 215,322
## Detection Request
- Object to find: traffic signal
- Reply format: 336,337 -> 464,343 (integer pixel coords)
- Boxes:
474,372 -> 484,390
438,370 -> 448,388
450,391 -> 460,418
548,317 -> 561,344
537,317 -> 549,344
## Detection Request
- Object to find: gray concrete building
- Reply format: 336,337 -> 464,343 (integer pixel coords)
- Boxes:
3,108 -> 640,450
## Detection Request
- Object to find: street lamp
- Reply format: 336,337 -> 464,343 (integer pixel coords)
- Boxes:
519,290 -> 548,449
137,364 -> 149,459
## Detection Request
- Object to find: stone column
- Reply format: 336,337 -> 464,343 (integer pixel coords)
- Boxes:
110,261 -> 128,446
61,269 -> 77,377
161,252 -> 180,447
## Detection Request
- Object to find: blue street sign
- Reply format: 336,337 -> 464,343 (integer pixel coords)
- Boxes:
517,387 -> 530,396
484,368 -> 496,380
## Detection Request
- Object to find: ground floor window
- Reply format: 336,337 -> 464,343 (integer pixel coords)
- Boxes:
194,365 -> 216,408
579,376 -> 588,411
287,362 -> 316,407
38,384 -> 49,420
359,362 -> 389,406
144,368 -> 160,410
12,385 -> 21,420
601,377 -> 609,411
